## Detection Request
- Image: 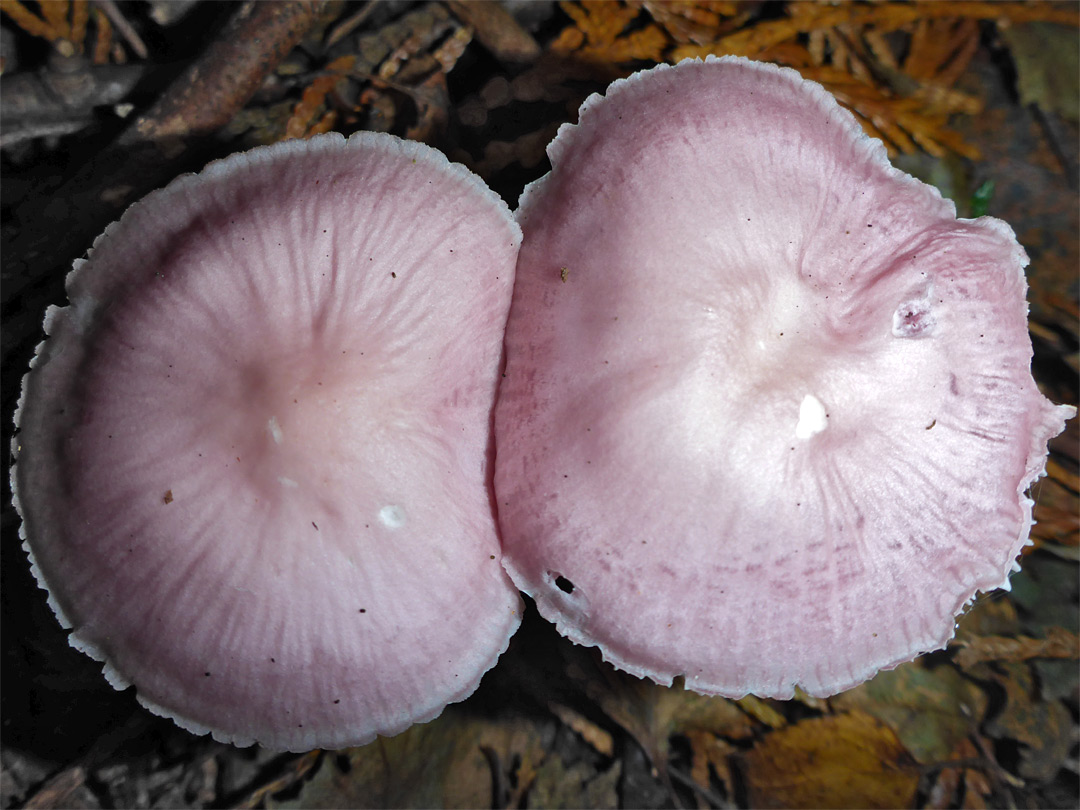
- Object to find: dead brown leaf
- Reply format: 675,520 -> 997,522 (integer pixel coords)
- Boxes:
569,663 -> 754,773
925,760 -> 962,810
527,756 -> 620,809
741,711 -> 921,809
962,768 -> 993,809
955,594 -> 1021,641
924,738 -> 998,810
684,729 -> 737,800
953,625 -> 1079,668
983,662 -> 1074,781
831,662 -> 987,765
272,709 -> 551,809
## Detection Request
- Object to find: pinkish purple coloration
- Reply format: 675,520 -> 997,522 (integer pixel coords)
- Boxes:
13,132 -> 523,751
494,56 -> 1075,700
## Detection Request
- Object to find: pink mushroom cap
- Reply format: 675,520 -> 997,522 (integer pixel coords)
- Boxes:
13,132 -> 523,751
494,56 -> 1076,699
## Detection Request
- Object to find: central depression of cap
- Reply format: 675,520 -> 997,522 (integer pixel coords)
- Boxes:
14,132 -> 523,751
494,56 -> 1074,699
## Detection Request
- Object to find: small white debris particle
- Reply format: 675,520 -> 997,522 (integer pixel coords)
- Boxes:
795,394 -> 828,439
379,505 -> 406,528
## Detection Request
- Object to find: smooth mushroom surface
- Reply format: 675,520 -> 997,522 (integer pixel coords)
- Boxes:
13,132 -> 523,751
494,56 -> 1076,699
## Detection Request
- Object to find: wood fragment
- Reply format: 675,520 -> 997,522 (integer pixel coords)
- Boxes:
236,751 -> 322,809
953,626 -> 1080,668
549,701 -> 615,756
446,0 -> 542,62
433,25 -> 472,73
96,0 -> 147,60
325,0 -> 376,48
122,1 -> 325,145
377,3 -> 454,81
23,767 -> 88,810
195,756 -> 218,805
0,60 -> 145,146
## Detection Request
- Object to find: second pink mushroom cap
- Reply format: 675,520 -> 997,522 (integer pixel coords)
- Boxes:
495,56 -> 1074,699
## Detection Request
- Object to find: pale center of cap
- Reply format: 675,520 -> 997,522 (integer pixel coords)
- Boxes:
795,394 -> 828,439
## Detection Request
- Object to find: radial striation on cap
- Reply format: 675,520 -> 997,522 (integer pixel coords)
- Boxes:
13,132 -> 523,751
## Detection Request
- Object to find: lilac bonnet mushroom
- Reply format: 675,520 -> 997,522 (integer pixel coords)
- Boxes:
494,56 -> 1076,699
13,132 -> 523,751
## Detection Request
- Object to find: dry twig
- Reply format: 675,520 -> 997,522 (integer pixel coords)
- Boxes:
122,1 -> 326,146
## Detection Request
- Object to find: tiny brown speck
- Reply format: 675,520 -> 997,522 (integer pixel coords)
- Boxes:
163,490 -> 173,504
